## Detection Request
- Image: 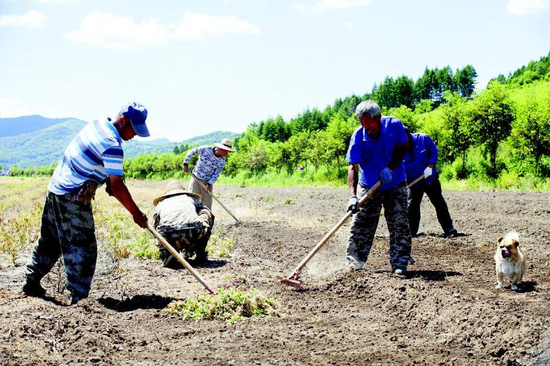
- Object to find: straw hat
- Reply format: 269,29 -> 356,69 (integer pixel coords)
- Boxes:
153,181 -> 201,206
214,138 -> 235,152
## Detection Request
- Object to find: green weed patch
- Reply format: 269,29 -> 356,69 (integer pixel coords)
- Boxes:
165,288 -> 277,323
207,232 -> 236,258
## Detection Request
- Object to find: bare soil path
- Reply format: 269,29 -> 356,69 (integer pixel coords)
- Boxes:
1,183 -> 549,365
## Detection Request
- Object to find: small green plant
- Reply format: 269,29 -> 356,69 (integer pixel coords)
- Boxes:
259,195 -> 274,202
375,242 -> 385,249
207,233 -> 236,258
284,198 -> 296,205
165,287 -> 277,323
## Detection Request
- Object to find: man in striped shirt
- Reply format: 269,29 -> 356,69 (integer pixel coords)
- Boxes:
23,102 -> 150,305
183,138 -> 235,209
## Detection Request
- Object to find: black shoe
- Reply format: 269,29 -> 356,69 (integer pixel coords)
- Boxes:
445,228 -> 458,237
70,296 -> 83,305
22,281 -> 46,297
393,268 -> 408,278
163,254 -> 183,270
194,250 -> 208,265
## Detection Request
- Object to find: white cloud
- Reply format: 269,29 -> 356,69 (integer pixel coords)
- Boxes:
0,10 -> 46,28
345,22 -> 355,28
66,11 -> 260,47
34,0 -> 82,3
66,12 -> 167,47
171,11 -> 260,40
507,0 -> 550,16
0,100 -> 41,117
311,0 -> 374,11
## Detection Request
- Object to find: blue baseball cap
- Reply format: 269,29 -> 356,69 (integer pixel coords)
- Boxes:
121,102 -> 149,137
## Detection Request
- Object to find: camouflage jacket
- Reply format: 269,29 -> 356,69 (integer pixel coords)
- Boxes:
153,193 -> 214,234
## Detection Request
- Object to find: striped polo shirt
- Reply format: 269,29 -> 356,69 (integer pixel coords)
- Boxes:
48,119 -> 124,195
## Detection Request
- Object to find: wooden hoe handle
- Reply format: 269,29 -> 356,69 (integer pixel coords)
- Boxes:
190,173 -> 240,224
147,223 -> 216,295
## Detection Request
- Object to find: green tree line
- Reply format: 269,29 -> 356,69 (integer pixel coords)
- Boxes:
11,56 -> 550,188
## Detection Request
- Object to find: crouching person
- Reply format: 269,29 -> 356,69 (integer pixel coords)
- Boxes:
153,181 -> 214,268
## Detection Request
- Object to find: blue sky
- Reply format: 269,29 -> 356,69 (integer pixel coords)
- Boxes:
1,0 -> 549,142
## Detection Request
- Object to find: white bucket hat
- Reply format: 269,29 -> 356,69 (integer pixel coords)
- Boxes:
214,138 -> 235,152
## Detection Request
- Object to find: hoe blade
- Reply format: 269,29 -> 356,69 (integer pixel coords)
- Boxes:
277,275 -> 302,289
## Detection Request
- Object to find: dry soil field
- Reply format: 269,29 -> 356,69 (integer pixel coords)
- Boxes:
1,178 -> 549,365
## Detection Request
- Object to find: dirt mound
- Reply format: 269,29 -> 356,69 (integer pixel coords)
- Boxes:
1,184 -> 549,365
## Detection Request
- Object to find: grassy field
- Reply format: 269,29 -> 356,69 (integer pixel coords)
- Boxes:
0,177 -> 236,267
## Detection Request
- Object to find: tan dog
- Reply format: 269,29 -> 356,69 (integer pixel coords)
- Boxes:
495,231 -> 526,291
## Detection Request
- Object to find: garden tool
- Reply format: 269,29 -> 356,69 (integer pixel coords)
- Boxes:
147,223 -> 216,295
407,174 -> 425,189
190,173 -> 240,224
277,181 -> 381,289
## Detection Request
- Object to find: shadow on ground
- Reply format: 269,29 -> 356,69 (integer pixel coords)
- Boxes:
98,294 -> 177,312
409,270 -> 462,281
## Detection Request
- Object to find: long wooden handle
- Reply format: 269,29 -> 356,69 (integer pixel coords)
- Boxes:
147,223 -> 216,295
407,175 -> 425,188
288,181 -> 382,278
191,173 -> 240,224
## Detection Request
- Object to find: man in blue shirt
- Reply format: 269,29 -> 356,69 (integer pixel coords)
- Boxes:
22,102 -> 150,304
403,127 -> 457,237
346,100 -> 412,276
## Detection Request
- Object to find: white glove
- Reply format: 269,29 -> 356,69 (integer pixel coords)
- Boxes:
423,167 -> 433,178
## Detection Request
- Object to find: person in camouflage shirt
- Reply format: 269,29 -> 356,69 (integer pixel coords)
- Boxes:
153,181 -> 214,268
23,102 -> 150,304
183,138 -> 234,209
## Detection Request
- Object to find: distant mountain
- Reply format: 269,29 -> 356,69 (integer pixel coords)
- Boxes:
122,138 -> 177,157
0,118 -> 87,168
0,116 -> 241,169
178,131 -> 241,147
0,115 -> 71,138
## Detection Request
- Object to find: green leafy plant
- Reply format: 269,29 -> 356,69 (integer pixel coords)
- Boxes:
207,233 -> 236,258
165,287 -> 277,323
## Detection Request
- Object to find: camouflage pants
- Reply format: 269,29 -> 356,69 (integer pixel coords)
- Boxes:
347,183 -> 412,271
25,191 -> 96,299
156,224 -> 211,261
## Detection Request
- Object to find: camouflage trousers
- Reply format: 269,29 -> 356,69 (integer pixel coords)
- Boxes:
347,183 -> 412,271
25,191 -> 96,299
156,224 -> 211,262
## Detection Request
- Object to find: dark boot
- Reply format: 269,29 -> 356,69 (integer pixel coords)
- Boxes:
22,280 -> 46,297
163,254 -> 183,270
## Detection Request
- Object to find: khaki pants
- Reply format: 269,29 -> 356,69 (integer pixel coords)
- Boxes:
188,177 -> 213,209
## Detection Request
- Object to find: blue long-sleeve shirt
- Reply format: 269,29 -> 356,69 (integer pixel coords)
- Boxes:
403,132 -> 438,185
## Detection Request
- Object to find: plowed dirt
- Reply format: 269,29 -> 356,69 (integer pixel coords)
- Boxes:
1,183 -> 549,365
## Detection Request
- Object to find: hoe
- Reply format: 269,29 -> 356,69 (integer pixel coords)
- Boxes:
277,175 -> 425,288
147,223 -> 217,295
191,173 -> 240,224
